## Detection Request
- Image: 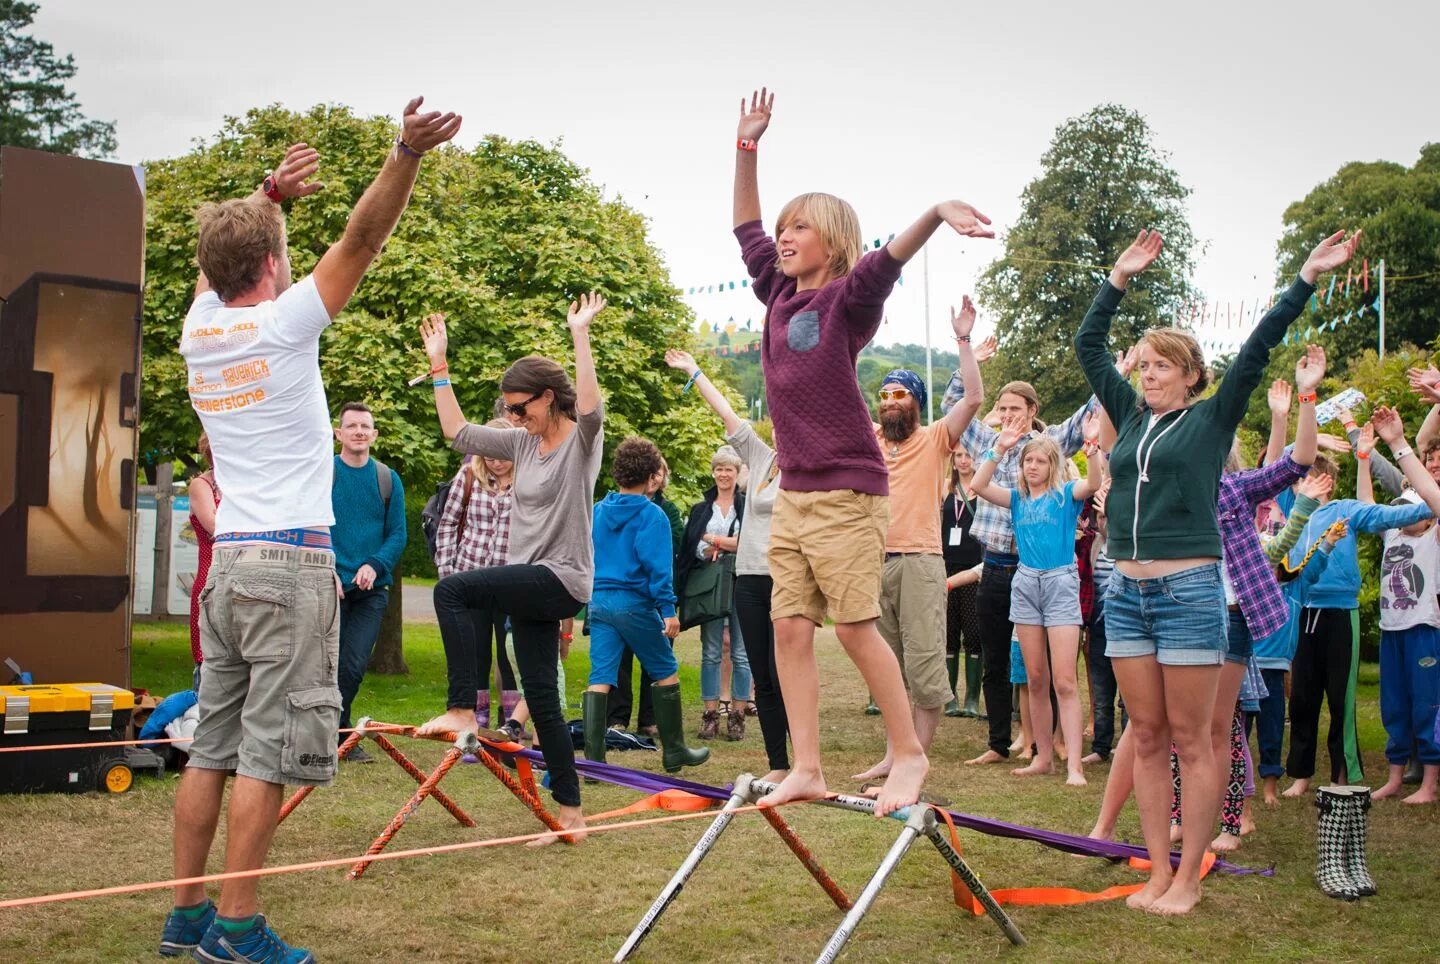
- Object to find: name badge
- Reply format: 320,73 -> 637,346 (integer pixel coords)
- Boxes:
948,527 -> 964,546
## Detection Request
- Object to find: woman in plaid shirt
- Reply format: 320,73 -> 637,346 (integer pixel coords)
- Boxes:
434,418 -> 517,729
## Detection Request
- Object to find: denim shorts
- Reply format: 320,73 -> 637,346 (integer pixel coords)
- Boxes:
1225,607 -> 1254,665
1102,562 -> 1227,666
1009,563 -> 1082,627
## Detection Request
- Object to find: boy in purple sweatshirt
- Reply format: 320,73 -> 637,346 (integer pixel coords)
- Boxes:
732,88 -> 994,815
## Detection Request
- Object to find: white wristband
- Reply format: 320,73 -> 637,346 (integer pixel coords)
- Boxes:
1393,446 -> 1414,461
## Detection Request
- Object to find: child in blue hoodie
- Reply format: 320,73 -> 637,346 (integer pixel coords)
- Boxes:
584,437 -> 709,773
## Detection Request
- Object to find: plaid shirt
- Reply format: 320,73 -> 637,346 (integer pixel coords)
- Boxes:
1217,454 -> 1308,639
435,468 -> 513,578
941,370 -> 1094,555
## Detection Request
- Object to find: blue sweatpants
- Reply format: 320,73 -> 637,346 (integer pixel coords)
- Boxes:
587,589 -> 679,688
1379,625 -> 1440,765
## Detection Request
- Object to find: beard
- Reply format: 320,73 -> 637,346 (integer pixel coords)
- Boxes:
879,405 -> 919,443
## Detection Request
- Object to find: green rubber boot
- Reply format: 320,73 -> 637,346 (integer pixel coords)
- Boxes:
943,654 -> 963,717
652,683 -> 710,772
864,693 -> 881,716
962,654 -> 984,719
582,690 -> 609,774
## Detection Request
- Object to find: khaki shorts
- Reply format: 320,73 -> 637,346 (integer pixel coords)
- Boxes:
189,545 -> 342,787
876,553 -> 950,709
768,489 -> 888,626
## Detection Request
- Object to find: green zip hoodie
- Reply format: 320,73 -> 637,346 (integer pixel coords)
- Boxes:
1074,274 -> 1315,562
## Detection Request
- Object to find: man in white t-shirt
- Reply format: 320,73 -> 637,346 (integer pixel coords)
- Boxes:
161,98 -> 460,963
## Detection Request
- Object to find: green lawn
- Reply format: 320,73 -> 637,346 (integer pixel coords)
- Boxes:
3,621 -> 1436,963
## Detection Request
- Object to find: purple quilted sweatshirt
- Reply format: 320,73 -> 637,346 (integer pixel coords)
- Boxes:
735,219 -> 901,496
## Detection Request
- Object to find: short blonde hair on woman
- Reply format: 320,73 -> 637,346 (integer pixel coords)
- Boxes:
1139,327 -> 1210,401
711,445 -> 743,471
775,193 -> 864,280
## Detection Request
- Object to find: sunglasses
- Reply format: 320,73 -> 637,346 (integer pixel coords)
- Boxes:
877,388 -> 914,401
505,391 -> 544,417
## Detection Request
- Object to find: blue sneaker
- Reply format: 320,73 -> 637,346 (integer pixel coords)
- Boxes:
193,915 -> 313,963
158,900 -> 215,956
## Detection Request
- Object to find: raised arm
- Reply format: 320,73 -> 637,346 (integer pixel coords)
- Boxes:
970,422 -> 1022,507
1076,231 -> 1161,424
1354,424 -> 1376,504
885,200 -> 994,264
1265,476 -> 1328,564
313,97 -> 461,318
1372,405 -> 1440,517
420,312 -> 466,441
665,349 -> 743,435
733,89 -> 772,228
1291,344 -> 1323,468
1341,406 -> 1403,497
567,293 -> 603,417
1264,379 -> 1291,466
942,298 -> 983,443
1073,439 -> 1104,501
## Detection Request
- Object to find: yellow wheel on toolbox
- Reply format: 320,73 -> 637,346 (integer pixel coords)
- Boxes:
100,761 -> 133,794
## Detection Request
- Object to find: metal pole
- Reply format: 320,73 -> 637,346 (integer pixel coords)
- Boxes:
1377,258 -> 1386,359
614,778 -> 754,962
921,810 -> 1026,946
814,807 -> 925,964
923,245 -> 934,424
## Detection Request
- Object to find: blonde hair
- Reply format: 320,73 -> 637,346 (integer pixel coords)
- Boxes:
1138,328 -> 1210,403
1017,436 -> 1065,498
775,193 -> 863,280
195,198 -> 286,301
471,418 -> 515,489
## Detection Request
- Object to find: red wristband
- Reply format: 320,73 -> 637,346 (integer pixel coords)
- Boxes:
560,632 -> 574,642
737,138 -> 758,152
430,363 -> 449,375
1355,451 -> 1370,460
1343,420 -> 1358,431
1297,391 -> 1317,404
262,175 -> 284,204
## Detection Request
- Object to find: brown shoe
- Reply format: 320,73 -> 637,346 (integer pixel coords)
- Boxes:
698,710 -> 720,740
726,709 -> 746,741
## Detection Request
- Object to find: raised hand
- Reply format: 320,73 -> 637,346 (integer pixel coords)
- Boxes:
1297,472 -> 1334,501
1110,230 -> 1164,287
1093,476 -> 1112,514
1324,519 -> 1349,546
1268,379 -> 1293,417
664,348 -> 700,375
1295,344 -> 1326,394
1299,229 -> 1361,284
1408,365 -> 1440,405
1116,344 -> 1142,378
1355,423 -> 1376,457
936,200 -> 995,240
995,422 -> 1023,453
951,296 -> 977,339
568,292 -> 607,331
272,142 -> 324,199
974,334 -> 999,364
400,96 -> 463,154
1370,405 -> 1406,446
419,312 -> 448,366
1316,432 -> 1352,454
737,88 -> 775,141
1083,411 -> 1101,445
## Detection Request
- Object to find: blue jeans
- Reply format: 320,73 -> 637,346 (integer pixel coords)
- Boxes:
1087,609 -> 1127,758
1253,667 -> 1288,778
700,609 -> 750,702
337,587 -> 389,731
587,589 -> 679,687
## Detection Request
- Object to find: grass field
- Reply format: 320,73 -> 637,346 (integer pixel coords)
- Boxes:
1,621 -> 1437,963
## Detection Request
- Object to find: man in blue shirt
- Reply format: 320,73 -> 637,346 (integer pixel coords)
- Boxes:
332,401 -> 407,761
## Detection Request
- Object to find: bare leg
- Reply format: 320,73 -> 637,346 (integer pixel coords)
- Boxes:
758,617 -> 828,808
835,619 -> 927,817
1013,626 -> 1053,776
173,767 -> 227,908
1150,664 -> 1222,916
1111,655 -> 1173,910
1049,626 -> 1087,785
1089,725 -> 1134,840
1262,775 -> 1279,808
215,776 -> 284,918
1372,763 -> 1405,800
1402,764 -> 1439,804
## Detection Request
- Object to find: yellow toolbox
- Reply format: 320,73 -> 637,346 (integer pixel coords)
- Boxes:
0,684 -> 137,794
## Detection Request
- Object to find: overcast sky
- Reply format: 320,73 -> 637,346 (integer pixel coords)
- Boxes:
40,1 -> 1437,359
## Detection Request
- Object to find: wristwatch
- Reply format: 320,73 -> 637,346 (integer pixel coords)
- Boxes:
262,175 -> 284,204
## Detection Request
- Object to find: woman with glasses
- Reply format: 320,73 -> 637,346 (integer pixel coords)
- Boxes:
416,294 -> 606,845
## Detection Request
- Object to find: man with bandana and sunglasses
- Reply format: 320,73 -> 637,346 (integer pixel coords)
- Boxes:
852,299 -> 984,786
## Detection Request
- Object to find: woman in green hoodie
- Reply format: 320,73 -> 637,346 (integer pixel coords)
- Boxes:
1074,227 -> 1360,916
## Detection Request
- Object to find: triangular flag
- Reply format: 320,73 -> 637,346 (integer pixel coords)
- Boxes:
1345,266 -> 1353,295
1362,258 -> 1369,292
742,279 -> 748,288
1326,275 -> 1336,303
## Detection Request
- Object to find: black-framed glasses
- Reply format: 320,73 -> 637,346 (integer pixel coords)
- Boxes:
505,391 -> 544,417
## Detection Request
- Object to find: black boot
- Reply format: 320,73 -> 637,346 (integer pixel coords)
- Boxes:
1339,787 -> 1377,896
582,690 -> 609,772
962,654 -> 984,719
943,654 -> 963,717
652,683 -> 710,772
1314,787 -> 1359,900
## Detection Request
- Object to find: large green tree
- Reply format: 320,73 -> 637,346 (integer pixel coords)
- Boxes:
977,104 -> 1197,420
0,1 -> 116,157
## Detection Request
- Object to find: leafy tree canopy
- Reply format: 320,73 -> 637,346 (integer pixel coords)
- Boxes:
0,1 -> 116,157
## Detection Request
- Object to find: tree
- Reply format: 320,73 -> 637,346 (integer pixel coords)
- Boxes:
977,104 -> 1197,420
0,1 -> 116,157
142,103 -> 718,668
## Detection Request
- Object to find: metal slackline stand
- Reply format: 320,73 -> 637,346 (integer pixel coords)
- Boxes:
615,774 -> 1025,962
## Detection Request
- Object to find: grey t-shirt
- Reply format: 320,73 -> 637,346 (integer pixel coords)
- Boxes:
452,404 -> 604,603
728,421 -> 780,577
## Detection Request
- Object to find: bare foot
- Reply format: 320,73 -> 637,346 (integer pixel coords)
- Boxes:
1372,780 -> 1404,801
1281,778 -> 1309,798
1056,743 -> 1069,763
1011,759 -> 1053,777
1065,768 -> 1088,787
1081,752 -> 1103,765
1210,831 -> 1241,852
1088,824 -> 1113,842
1017,747 -> 1035,761
1263,776 -> 1279,809
874,752 -> 928,818
1126,872 -> 1172,911
1169,823 -> 1183,844
965,749 -> 1006,766
1083,726 -> 1094,739
1401,786 -> 1437,805
1008,738 -> 1025,753
416,708 -> 481,738
851,757 -> 892,782
1239,805 -> 1256,837
1148,879 -> 1202,916
758,768 -> 827,809
527,805 -> 587,848
759,768 -> 790,785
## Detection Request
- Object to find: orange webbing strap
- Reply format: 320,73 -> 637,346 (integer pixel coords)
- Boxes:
931,806 -> 1215,915
588,789 -> 719,823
